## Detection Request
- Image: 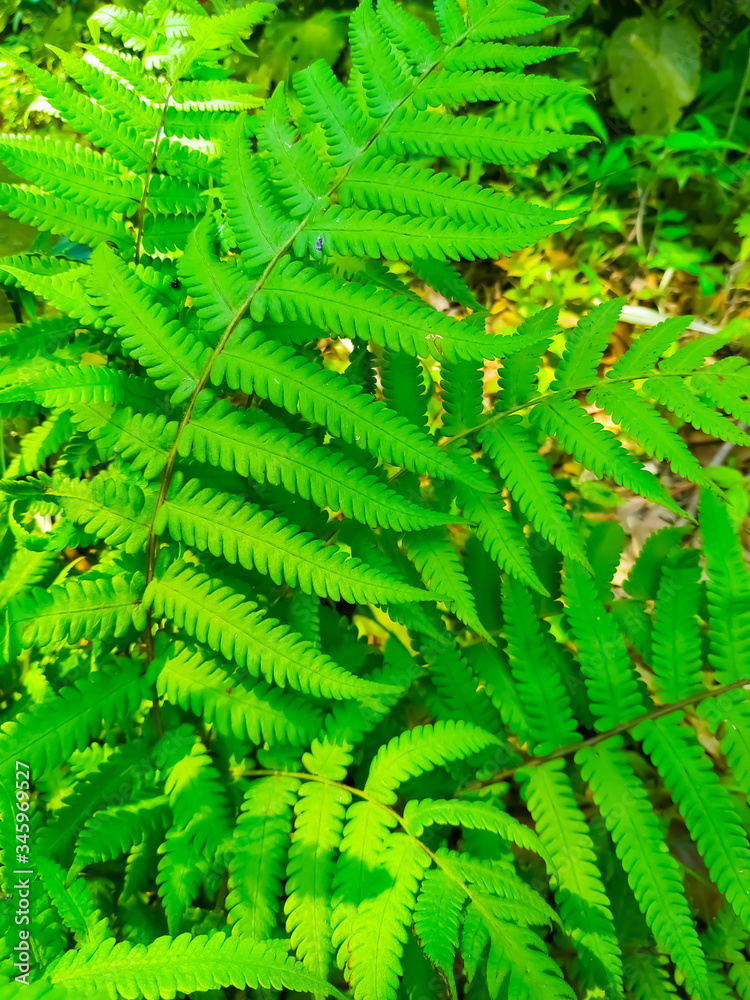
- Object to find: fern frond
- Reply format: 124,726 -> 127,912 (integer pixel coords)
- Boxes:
181,402 -> 455,530
144,560 -> 397,701
364,720 -> 499,803
0,261 -> 104,328
5,413 -> 71,479
2,52 -> 149,170
0,183 -> 133,253
479,418 -> 588,565
456,485 -> 546,594
561,560 -> 646,731
47,931 -> 347,999
445,41 -> 576,71
39,737 -> 158,864
0,364 -> 128,409
156,476 -> 426,605
156,825 -> 207,935
253,257 -> 503,362
700,488 -> 750,686
331,799 -> 398,963
50,472 -> 153,554
227,776 -> 300,940
342,156 -> 567,233
650,550 -> 704,703
149,642 -> 322,747
0,317 -> 77,364
501,575 -> 580,753
259,85 -> 332,216
37,858 -> 111,946
164,734 -> 230,852
518,760 -> 622,995
378,109 -> 590,166
413,867 -> 463,998
214,330 -> 490,489
608,316 -> 692,380
577,739 -> 710,999
0,134 -> 142,212
222,118 -> 297,264
532,397 -> 682,514
74,795 -> 171,867
89,245 -> 209,402
404,797 -> 544,856
0,662 -> 144,780
349,0 -> 410,119
553,299 -> 623,391
89,5 -> 155,51
403,528 -> 488,637
591,382 -> 710,485
636,713 -> 750,932
348,833 -> 430,1000
285,780 -> 351,978
294,60 -> 367,167
297,206 -> 555,262
482,917 -> 575,1000
11,571 -> 146,649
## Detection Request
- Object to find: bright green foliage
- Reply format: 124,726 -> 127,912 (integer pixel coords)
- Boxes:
1,1 -> 750,999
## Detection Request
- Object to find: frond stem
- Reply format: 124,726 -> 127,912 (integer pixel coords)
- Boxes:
140,3 -> 505,660
469,674 -> 750,788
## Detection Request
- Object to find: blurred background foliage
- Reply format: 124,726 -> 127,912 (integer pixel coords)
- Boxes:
2,0 -> 750,527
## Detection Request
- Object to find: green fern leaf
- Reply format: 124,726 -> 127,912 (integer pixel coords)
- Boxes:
532,397 -> 682,514
591,382 -> 710,485
37,858 -> 111,946
181,402 -> 454,530
156,476 -> 426,605
348,833 -> 430,1000
456,485 -> 547,594
0,662 -> 144,780
253,257 -> 504,362
365,720 -> 499,803
650,550 -> 704,703
11,571 -> 146,650
518,760 -> 622,995
285,780 -> 351,977
74,795 -> 171,867
479,418 -> 588,565
700,488 -> 750,686
144,560 -> 397,701
227,776 -> 300,940
636,712 -> 750,932
89,245 -> 210,402
0,134 -> 142,212
552,299 -> 623,390
47,931 -> 347,999
577,739 -> 710,999
378,109 -> 590,166
0,183 -> 133,251
561,560 -> 646,731
149,641 -> 322,747
403,527 -> 489,637
413,867 -> 463,998
501,574 -> 580,753
404,797 -> 545,856
342,156 -> 567,234
222,117 -> 297,265
214,329 -> 489,489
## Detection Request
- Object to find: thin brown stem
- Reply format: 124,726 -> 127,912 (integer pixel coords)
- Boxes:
467,674 -> 750,789
139,6 -> 501,661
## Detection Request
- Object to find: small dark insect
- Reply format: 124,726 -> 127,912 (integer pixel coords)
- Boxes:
170,278 -> 181,289
314,236 -> 324,253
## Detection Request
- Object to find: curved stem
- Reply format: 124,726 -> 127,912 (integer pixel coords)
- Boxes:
139,4 -> 503,660
468,674 -> 750,789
